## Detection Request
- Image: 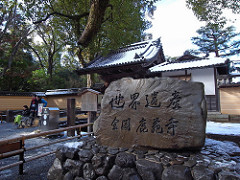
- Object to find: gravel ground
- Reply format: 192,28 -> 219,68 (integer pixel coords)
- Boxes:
1,121 -> 239,180
0,154 -> 55,180
0,122 -> 77,180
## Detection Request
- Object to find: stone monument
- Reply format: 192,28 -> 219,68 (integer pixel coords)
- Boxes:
93,77 -> 207,149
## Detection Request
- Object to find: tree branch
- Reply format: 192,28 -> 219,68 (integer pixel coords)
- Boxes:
28,45 -> 45,69
33,12 -> 89,24
0,6 -> 15,42
8,28 -> 34,69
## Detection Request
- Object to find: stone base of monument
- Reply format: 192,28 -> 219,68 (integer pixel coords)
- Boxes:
47,137 -> 240,180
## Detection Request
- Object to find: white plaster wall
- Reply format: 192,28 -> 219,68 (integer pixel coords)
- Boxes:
189,68 -> 215,95
161,68 -> 216,95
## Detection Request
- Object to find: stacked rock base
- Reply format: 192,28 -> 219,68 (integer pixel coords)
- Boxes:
48,136 -> 240,180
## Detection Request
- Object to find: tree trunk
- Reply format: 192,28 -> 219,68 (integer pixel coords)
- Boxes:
78,0 -> 109,47
77,48 -> 86,67
48,52 -> 53,81
213,35 -> 220,57
87,74 -> 92,88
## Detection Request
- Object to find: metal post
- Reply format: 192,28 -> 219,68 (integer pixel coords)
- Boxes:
19,140 -> 24,175
67,98 -> 75,136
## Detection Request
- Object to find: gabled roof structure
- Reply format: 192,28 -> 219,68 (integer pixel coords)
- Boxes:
149,57 -> 229,73
76,38 -> 165,82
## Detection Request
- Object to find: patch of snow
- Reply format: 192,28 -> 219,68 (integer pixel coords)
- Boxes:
213,160 -> 237,169
7,131 -> 37,139
64,142 -> 84,149
62,131 -> 89,138
203,158 -> 211,164
206,121 -> 240,136
231,76 -> 240,83
204,139 -> 240,156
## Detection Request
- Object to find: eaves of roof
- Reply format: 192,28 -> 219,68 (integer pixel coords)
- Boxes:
149,58 -> 229,73
76,38 -> 164,75
78,88 -> 101,96
45,88 -> 101,96
0,92 -> 45,97
77,59 -> 146,74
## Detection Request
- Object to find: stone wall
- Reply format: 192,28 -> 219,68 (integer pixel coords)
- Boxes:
48,136 -> 240,180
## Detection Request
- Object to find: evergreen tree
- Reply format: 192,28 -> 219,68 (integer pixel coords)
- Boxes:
191,24 -> 240,57
186,0 -> 240,25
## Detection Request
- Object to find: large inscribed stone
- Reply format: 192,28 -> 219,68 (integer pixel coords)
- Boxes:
94,77 -> 207,149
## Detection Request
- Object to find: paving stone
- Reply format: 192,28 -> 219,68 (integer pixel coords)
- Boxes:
136,159 -> 163,180
115,152 -> 136,168
192,165 -> 215,180
162,165 -> 193,180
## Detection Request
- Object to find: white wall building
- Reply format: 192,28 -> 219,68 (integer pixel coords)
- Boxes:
149,56 -> 229,111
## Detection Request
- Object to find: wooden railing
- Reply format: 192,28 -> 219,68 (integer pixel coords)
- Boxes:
0,123 -> 93,175
218,74 -> 240,87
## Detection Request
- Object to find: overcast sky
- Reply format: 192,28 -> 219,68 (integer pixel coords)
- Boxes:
146,0 -> 240,59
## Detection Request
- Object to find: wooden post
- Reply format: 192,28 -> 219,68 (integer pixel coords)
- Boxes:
19,140 -> 24,175
6,110 -> 14,122
87,112 -> 91,133
87,111 -> 96,132
67,98 -> 76,136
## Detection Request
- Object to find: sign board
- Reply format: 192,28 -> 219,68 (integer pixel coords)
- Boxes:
81,92 -> 98,111
94,77 -> 207,150
37,103 -> 44,116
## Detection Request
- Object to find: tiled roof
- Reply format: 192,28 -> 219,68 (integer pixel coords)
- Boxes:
149,57 -> 229,73
77,38 -> 165,74
0,91 -> 45,96
0,89 -> 101,97
45,88 -> 100,96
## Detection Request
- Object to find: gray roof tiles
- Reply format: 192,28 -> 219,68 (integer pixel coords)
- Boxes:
149,57 -> 229,73
77,38 -> 165,74
45,88 -> 101,96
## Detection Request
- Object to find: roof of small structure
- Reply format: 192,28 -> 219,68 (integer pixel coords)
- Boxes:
0,91 -> 45,97
78,88 -> 101,96
76,38 -> 165,75
45,88 -> 100,96
149,56 -> 229,73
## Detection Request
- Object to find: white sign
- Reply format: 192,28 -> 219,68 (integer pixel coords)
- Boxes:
38,103 -> 44,116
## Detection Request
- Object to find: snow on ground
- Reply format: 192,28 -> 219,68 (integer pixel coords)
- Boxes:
204,138 -> 240,156
64,141 -> 85,149
206,121 -> 240,136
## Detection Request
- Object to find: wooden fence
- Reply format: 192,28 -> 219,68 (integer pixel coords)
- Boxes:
0,123 -> 93,175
